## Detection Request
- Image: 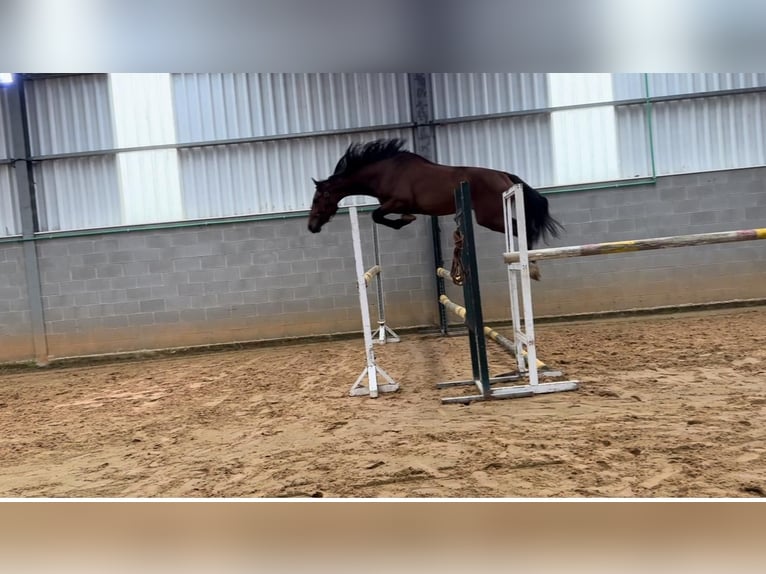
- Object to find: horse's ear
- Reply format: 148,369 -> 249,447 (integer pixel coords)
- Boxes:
311,177 -> 318,186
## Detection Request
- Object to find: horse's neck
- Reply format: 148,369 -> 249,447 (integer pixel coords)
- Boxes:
332,172 -> 378,203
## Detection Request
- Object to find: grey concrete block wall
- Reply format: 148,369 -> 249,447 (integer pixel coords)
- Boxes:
32,211 -> 436,359
0,166 -> 764,362
0,244 -> 33,361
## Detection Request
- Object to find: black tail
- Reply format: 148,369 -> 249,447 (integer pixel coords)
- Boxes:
506,173 -> 564,246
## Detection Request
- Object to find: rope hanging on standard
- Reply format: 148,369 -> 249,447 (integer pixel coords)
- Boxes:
450,229 -> 466,286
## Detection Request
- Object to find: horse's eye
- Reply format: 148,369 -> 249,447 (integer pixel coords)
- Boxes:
323,191 -> 330,198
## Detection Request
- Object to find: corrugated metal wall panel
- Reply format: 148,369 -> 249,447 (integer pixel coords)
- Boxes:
172,73 -> 411,143
611,74 -> 766,102
651,92 -> 766,176
173,73 -> 254,143
431,73 -> 548,119
612,73 -> 646,101
434,116 -> 553,188
18,74 -> 766,233
35,156 -> 121,232
0,89 -> 11,159
25,75 -> 114,156
0,165 -> 19,236
179,128 -> 413,219
649,73 -> 766,98
615,104 -> 653,179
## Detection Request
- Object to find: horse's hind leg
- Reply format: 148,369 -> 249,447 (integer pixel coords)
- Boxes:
372,206 -> 417,230
529,262 -> 541,281
475,206 -> 543,280
474,206 -> 506,234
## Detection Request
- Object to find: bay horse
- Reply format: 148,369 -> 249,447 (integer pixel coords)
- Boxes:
307,138 -> 562,279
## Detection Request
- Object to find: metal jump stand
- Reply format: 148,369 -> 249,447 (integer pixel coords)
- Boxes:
370,222 -> 400,344
348,205 -> 400,398
436,182 -> 579,405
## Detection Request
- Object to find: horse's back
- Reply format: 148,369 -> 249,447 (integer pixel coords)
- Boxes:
460,166 -> 516,195
374,156 -> 515,218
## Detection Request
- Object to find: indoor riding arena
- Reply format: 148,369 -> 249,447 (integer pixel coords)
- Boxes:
1,73 -> 765,498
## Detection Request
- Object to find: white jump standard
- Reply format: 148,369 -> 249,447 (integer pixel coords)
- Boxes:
436,182 -> 579,405
436,180 -> 766,405
348,205 -> 400,398
502,184 -> 579,398
500,184 -> 766,401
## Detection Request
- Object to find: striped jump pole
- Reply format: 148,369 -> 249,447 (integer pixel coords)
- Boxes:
436,268 -> 551,373
503,228 -> 766,264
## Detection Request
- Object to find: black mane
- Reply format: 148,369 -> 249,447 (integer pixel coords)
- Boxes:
331,138 -> 408,178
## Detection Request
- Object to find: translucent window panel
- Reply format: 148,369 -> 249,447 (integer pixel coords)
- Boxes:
550,106 -> 621,186
548,73 -> 616,107
117,149 -> 184,225
109,74 -> 177,148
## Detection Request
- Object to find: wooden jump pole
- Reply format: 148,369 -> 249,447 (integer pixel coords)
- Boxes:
363,265 -> 381,287
504,228 -> 766,264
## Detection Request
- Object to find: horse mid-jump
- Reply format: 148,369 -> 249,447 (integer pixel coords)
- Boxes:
307,138 -> 562,279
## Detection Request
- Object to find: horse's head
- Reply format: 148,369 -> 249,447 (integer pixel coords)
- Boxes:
307,177 -> 340,233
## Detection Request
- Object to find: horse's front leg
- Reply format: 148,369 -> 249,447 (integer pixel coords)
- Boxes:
372,206 -> 417,230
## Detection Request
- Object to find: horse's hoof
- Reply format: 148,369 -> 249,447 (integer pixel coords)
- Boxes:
529,262 -> 541,281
